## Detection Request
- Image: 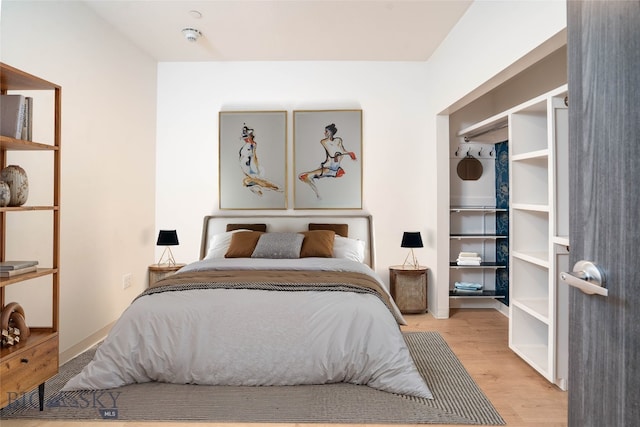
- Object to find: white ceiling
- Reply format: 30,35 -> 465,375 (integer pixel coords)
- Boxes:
83,0 -> 473,62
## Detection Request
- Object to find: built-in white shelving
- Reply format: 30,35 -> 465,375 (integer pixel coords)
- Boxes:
508,85 -> 569,390
454,84 -> 570,390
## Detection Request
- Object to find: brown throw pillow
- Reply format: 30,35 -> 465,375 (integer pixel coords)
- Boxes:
308,223 -> 348,237
225,231 -> 264,257
300,230 -> 336,258
226,223 -> 267,232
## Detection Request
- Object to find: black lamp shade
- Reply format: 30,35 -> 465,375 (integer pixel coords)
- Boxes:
401,232 -> 423,248
157,230 -> 179,246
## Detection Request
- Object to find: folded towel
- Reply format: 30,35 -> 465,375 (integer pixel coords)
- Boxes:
454,281 -> 483,290
457,259 -> 481,265
458,251 -> 479,258
452,288 -> 484,295
457,256 -> 482,262
455,286 -> 483,292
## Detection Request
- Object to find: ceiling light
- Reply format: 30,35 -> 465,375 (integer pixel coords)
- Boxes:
182,28 -> 202,42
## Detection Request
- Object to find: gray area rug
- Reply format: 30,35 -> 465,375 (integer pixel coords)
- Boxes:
0,331 -> 504,424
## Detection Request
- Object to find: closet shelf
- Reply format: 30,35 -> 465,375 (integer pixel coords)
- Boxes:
449,290 -> 506,299
512,250 -> 550,267
510,343 -> 549,375
512,149 -> 549,161
553,236 -> 570,246
449,262 -> 507,269
457,114 -> 508,144
450,207 -> 508,213
511,203 -> 550,213
513,298 -> 550,323
450,234 -> 507,240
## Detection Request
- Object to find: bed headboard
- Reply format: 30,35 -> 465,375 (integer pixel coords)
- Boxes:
200,214 -> 375,268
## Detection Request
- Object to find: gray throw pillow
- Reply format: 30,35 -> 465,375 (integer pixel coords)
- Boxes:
251,232 -> 304,259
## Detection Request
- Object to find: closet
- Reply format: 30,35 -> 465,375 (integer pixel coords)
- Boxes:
450,118 -> 509,312
447,45 -> 569,389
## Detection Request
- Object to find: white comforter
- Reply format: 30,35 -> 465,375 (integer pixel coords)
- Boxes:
63,258 -> 432,399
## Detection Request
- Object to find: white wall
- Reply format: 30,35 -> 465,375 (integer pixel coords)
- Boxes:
156,61 -> 432,281
1,1 -> 158,354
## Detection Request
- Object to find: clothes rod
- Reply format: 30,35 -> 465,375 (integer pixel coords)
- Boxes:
462,122 -> 508,142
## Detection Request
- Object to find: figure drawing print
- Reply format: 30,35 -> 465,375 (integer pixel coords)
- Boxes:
298,123 -> 357,199
219,111 -> 286,210
238,123 -> 283,196
294,110 -> 362,209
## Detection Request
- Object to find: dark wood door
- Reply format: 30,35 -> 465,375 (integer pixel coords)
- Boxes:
567,1 -> 640,426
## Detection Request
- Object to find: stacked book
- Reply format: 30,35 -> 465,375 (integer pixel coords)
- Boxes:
0,94 -> 33,140
453,281 -> 484,295
456,251 -> 482,265
0,261 -> 38,278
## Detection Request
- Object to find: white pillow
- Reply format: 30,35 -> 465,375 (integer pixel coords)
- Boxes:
333,235 -> 366,263
205,229 -> 250,259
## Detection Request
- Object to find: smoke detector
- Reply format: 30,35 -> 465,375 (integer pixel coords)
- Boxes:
182,28 -> 202,42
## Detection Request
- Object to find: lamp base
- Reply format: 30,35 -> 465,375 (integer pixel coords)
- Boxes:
402,248 -> 420,269
157,247 -> 177,267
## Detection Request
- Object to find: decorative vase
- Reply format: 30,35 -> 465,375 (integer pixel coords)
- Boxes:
0,165 -> 29,206
0,181 -> 10,207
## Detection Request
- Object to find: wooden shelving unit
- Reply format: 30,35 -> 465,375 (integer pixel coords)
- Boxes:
0,62 -> 61,410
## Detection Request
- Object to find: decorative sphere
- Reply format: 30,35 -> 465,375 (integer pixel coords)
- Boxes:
0,181 -> 10,207
0,165 -> 29,206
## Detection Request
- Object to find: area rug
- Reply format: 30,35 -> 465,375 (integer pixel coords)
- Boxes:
0,331 -> 504,424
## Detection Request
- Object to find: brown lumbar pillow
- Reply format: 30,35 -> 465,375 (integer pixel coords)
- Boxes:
308,223 -> 348,238
226,223 -> 267,232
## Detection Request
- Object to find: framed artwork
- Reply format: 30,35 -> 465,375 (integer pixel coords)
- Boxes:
219,111 -> 287,209
294,110 -> 362,209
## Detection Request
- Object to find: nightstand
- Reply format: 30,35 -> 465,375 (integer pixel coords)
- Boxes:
148,263 -> 185,287
389,265 -> 429,314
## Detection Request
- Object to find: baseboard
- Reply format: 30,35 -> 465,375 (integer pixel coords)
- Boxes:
430,308 -> 451,319
59,321 -> 115,365
495,301 -> 509,317
449,298 -> 510,317
450,298 -> 498,309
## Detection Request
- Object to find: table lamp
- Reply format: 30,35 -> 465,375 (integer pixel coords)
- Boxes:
157,230 -> 179,266
401,231 -> 423,269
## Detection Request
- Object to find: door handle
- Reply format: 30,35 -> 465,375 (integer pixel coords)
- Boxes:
560,260 -> 608,296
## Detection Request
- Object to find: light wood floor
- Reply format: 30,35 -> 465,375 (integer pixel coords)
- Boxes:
3,308 -> 568,427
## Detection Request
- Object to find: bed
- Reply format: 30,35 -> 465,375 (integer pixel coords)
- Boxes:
63,215 -> 432,399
